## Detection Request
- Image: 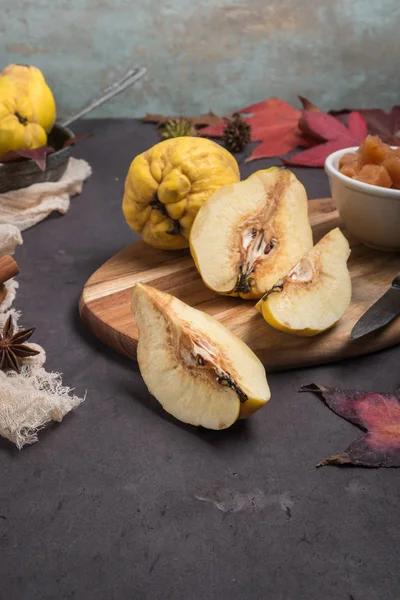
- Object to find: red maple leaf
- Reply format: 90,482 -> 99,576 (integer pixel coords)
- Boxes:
200,97 -> 310,162
283,111 -> 368,167
0,135 -> 89,172
299,98 -> 400,145
297,96 -> 320,113
300,383 -> 400,467
0,146 -> 54,171
330,106 -> 400,145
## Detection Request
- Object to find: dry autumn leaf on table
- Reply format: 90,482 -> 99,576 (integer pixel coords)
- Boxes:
200,97 -> 311,162
283,111 -> 368,167
330,106 -> 400,145
300,97 -> 400,146
298,96 -> 320,113
300,383 -> 400,468
0,135 -> 90,172
140,96 -> 393,166
0,146 -> 54,171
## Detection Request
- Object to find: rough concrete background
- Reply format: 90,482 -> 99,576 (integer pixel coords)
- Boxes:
2,0 -> 400,118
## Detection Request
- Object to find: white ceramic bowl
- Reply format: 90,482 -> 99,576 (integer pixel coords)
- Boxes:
325,147 -> 400,251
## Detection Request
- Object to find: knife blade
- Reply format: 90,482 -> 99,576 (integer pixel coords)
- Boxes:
350,274 -> 400,340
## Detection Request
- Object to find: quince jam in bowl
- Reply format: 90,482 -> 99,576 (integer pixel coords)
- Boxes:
325,135 -> 400,251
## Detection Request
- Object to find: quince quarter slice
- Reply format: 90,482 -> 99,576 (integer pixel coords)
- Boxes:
190,168 -> 313,299
256,228 -> 352,336
131,283 -> 270,430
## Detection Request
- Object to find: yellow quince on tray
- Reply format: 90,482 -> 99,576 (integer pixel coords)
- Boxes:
1,64 -> 56,134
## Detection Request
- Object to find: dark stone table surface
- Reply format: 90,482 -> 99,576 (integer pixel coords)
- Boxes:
1,120 -> 399,600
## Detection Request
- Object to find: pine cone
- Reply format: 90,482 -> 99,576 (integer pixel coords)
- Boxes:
223,113 -> 251,153
160,118 -> 197,140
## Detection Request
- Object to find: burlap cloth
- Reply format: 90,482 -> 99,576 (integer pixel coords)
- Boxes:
0,157 -> 91,448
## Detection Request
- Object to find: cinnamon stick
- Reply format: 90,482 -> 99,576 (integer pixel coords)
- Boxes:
0,255 -> 19,285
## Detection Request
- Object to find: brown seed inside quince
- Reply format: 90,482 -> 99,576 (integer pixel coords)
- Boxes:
190,168 -> 313,299
131,283 -> 270,429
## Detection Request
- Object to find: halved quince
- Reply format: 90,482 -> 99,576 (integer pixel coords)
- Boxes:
131,283 -> 270,429
190,167 -> 313,299
256,227 -> 351,336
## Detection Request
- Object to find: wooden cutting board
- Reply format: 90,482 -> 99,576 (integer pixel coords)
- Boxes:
79,198 -> 400,371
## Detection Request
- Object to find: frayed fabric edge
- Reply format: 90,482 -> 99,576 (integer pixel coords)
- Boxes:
0,367 -> 86,449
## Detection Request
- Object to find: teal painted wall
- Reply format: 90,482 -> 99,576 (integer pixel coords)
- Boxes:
1,0 -> 399,118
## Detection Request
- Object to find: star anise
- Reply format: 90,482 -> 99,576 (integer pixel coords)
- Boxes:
0,315 -> 40,373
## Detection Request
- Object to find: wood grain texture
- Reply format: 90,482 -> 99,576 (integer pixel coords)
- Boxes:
79,198 -> 400,371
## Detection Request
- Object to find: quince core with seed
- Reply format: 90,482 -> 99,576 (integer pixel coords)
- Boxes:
256,227 -> 351,336
190,168 -> 313,299
131,283 -> 270,430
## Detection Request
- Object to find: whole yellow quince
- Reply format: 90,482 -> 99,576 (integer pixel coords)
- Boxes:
0,76 -> 47,157
1,64 -> 56,133
122,137 -> 240,250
